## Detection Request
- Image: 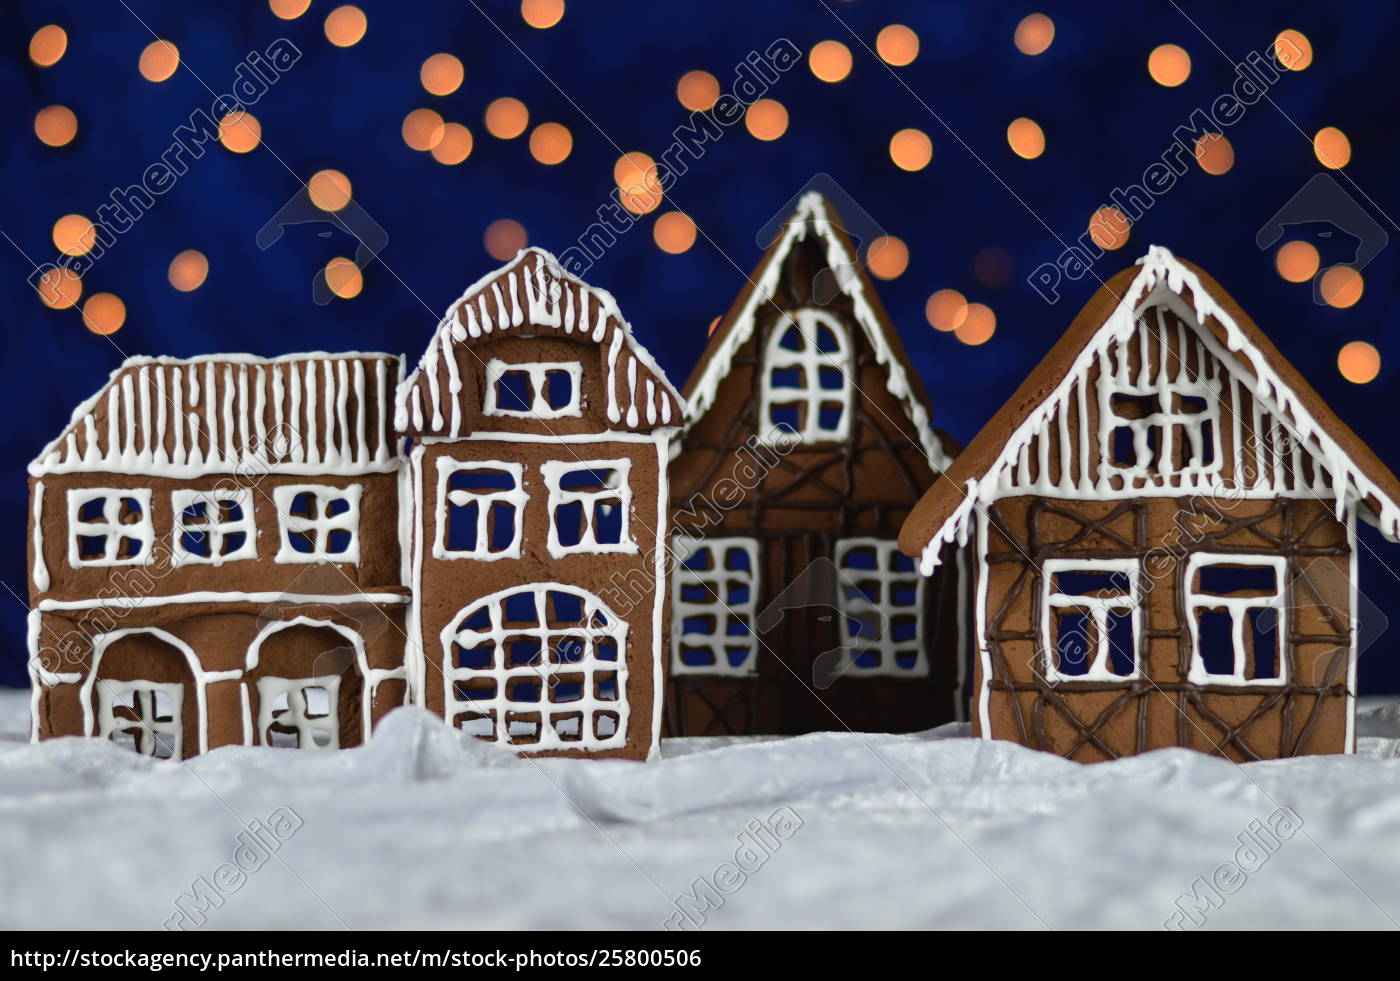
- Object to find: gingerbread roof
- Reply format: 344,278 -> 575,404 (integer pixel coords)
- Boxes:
29,352 -> 402,479
677,192 -> 954,470
898,246 -> 1400,572
395,247 -> 683,437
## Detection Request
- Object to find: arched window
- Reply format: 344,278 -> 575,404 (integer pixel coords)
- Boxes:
759,308 -> 852,443
443,584 -> 628,751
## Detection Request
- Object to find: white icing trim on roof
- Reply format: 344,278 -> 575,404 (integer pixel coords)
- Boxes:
914,245 -> 1400,575
395,247 -> 684,436
678,192 -> 952,471
30,352 -> 401,478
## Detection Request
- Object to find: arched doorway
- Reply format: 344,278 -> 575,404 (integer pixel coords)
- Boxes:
85,629 -> 200,760
246,619 -> 365,749
441,584 -> 629,751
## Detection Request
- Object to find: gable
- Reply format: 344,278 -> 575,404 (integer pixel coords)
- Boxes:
396,248 -> 682,438
899,247 -> 1400,573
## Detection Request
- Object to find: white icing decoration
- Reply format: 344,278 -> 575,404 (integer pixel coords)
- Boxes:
539,457 -> 637,558
670,536 -> 761,677
481,359 -> 583,419
254,675 -> 341,749
833,538 -> 928,677
1039,557 -> 1142,683
272,483 -> 363,564
66,488 -> 155,568
170,487 -> 257,566
758,308 -> 854,445
95,680 -> 184,759
31,481 -> 49,592
1182,552 -> 1288,687
432,458 -> 527,561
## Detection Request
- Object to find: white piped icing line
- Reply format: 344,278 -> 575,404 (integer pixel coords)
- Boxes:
29,352 -> 402,478
679,192 -> 953,472
913,245 -> 1400,575
394,248 -> 683,437
31,481 -> 49,593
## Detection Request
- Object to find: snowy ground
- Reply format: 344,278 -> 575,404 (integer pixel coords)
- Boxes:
2,691 -> 1400,931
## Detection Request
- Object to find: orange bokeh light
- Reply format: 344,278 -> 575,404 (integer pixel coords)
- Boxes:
521,0 -> 565,29
82,293 -> 126,335
1275,241 -> 1320,283
324,5 -> 367,47
420,53 -> 464,96
809,40 -> 853,82
925,289 -> 969,332
484,98 -> 529,139
484,219 -> 528,261
956,303 -> 996,345
324,257 -> 363,299
876,24 -> 919,66
269,0 -> 312,18
1089,207 -> 1131,251
139,40 -> 180,82
431,123 -> 473,165
1148,44 -> 1191,86
308,170 -> 352,211
1338,341 -> 1380,383
745,99 -> 788,141
218,112 -> 261,153
35,105 -> 78,147
1320,266 -> 1364,309
1194,133 -> 1234,175
1014,14 -> 1054,55
529,122 -> 573,165
1275,29 -> 1313,70
402,109 -> 446,151
1007,117 -> 1045,159
866,235 -> 909,280
653,211 -> 697,254
168,250 -> 209,292
889,129 -> 932,171
1314,127 -> 1351,169
29,25 -> 67,67
36,267 -> 82,310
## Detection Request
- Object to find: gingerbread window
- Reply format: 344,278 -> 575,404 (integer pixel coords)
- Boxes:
171,489 -> 256,566
541,459 -> 635,557
444,585 -> 628,751
95,681 -> 182,759
834,539 -> 927,676
67,489 -> 154,568
1041,559 -> 1141,682
671,536 -> 761,675
1186,554 -> 1287,685
1102,383 -> 1220,476
760,308 -> 852,444
434,459 -> 527,560
256,676 -> 341,749
273,484 -> 362,564
482,358 -> 582,418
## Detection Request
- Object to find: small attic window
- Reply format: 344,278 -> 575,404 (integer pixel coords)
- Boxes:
1104,383 -> 1219,475
483,359 -> 582,419
759,307 -> 852,444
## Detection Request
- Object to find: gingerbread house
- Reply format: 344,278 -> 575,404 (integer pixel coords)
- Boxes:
27,353 -> 410,757
396,248 -> 683,761
899,247 -> 1400,762
667,192 -> 964,737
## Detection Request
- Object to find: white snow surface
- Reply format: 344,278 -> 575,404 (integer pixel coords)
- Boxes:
3,690 -> 1400,931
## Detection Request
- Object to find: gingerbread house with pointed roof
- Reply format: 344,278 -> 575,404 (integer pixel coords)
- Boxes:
899,247 -> 1400,762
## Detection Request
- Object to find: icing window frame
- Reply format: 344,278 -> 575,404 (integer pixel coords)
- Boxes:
1100,378 -> 1222,479
67,488 -> 155,568
1185,553 -> 1288,687
433,458 -> 528,561
272,484 -> 363,564
833,538 -> 928,677
671,536 -> 762,677
540,458 -> 637,558
759,307 -> 853,445
482,358 -> 583,419
170,488 -> 257,566
1040,558 -> 1142,683
256,675 -> 342,749
95,680 -> 183,759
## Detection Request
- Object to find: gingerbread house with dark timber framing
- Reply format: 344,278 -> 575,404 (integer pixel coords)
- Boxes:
668,192 -> 965,737
899,247 -> 1400,763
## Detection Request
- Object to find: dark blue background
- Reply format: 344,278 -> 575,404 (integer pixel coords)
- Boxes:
3,1 -> 1398,691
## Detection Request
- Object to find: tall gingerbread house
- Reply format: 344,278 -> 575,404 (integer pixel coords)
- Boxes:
27,353 -> 409,757
396,248 -> 683,761
668,193 -> 964,736
899,247 -> 1400,762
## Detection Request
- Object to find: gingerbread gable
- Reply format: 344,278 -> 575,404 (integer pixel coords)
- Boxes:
677,192 -> 952,470
899,246 -> 1400,574
395,247 -> 683,439
29,352 -> 402,478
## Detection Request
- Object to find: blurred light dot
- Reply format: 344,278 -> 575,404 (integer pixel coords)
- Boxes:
34,105 -> 77,147
1089,206 -> 1131,251
36,267 -> 82,310
269,0 -> 312,18
52,215 -> 95,257
29,25 -> 67,67
653,211 -> 697,254
866,235 -> 908,280
614,151 -> 660,192
218,112 -> 261,153
889,128 -> 932,171
521,0 -> 565,29
745,99 -> 788,141
430,123 -> 473,165
956,303 -> 996,345
1194,133 -> 1234,175
324,5 -> 366,47
420,53 -> 464,96
1275,29 -> 1313,71
485,97 -> 529,139
1338,341 -> 1380,383
1007,117 -> 1045,159
1014,13 -> 1054,55
168,250 -> 209,292
1148,44 -> 1191,86
324,257 -> 363,299
676,71 -> 720,111
82,293 -> 126,335
1314,127 -> 1351,169
402,109 -> 446,151
708,316 -> 720,336
528,122 -> 573,165
809,40 -> 852,82
1275,241 -> 1320,283
308,170 -> 352,211
925,289 -> 968,332
139,40 -> 180,82
1320,266 -> 1364,308
484,219 -> 527,261
876,24 -> 919,66
975,247 -> 1015,289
